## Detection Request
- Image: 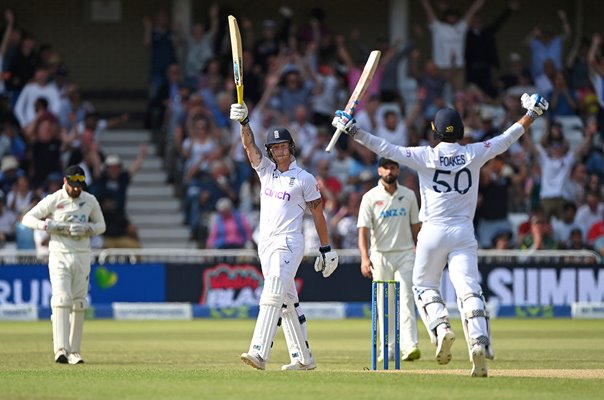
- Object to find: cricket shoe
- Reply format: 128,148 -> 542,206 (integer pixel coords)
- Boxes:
281,357 -> 317,371
54,348 -> 68,364
68,353 -> 84,364
470,344 -> 488,377
402,347 -> 421,362
240,352 -> 266,370
435,328 -> 455,365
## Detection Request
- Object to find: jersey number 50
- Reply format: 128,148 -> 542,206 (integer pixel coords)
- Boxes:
432,168 -> 472,194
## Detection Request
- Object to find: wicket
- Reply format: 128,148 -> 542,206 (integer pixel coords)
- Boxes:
371,280 -> 400,370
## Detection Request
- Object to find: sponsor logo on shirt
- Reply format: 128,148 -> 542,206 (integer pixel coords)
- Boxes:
375,201 -> 384,206
264,187 -> 291,201
379,207 -> 407,218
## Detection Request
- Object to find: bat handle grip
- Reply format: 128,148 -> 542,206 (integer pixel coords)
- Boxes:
236,85 -> 244,104
325,128 -> 343,153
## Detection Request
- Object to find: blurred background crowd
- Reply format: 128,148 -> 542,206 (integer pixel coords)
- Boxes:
1,1 -> 604,258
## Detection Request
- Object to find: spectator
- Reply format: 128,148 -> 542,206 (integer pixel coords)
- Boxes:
93,146 -> 147,211
0,154 -> 22,194
526,10 -> 571,79
564,162 -> 587,205
14,67 -> 61,127
26,114 -> 64,187
465,0 -> 518,98
420,0 -> 485,91
331,191 -> 362,249
289,105 -> 317,157
6,32 -> 38,101
149,63 -> 185,132
575,190 -> 604,241
206,197 -> 252,249
498,52 -> 533,93
252,13 -> 291,73
314,158 -> 342,213
0,9 -> 14,96
182,4 -> 218,86
0,123 -> 25,163
58,84 -> 93,131
6,171 -> 32,214
491,229 -> 514,250
100,198 -> 141,249
547,71 -> 578,118
566,227 -> 593,251
534,58 -> 556,96
551,202 -> 581,248
519,213 -> 557,250
143,10 -> 178,98
0,191 -> 16,242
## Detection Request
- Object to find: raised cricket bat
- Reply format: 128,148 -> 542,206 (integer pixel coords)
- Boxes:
228,15 -> 244,104
325,50 -> 381,152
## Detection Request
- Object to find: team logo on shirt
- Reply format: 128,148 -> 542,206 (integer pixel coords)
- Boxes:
289,177 -> 295,187
375,201 -> 384,206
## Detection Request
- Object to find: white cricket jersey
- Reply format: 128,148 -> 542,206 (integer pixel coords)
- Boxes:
357,183 -> 420,253
355,123 -> 525,224
22,186 -> 106,253
254,157 -> 321,240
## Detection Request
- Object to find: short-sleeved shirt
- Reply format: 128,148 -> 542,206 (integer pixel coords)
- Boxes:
254,157 -> 320,240
536,146 -> 574,199
358,183 -> 420,253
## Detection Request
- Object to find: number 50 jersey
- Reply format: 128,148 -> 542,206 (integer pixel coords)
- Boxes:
354,123 -> 526,225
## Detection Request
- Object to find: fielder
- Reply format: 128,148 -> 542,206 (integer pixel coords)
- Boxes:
230,102 -> 338,371
22,165 -> 106,364
333,93 -> 548,377
358,158 -> 421,362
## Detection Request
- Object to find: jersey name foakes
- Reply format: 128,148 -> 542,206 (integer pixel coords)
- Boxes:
439,154 -> 466,167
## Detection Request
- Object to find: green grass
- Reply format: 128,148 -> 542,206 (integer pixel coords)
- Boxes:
0,319 -> 603,399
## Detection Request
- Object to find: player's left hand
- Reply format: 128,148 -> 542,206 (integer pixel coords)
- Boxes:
521,93 -> 549,117
331,110 -> 358,136
314,245 -> 339,278
69,223 -> 89,237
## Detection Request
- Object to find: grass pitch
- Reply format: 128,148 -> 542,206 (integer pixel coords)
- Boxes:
0,318 -> 603,400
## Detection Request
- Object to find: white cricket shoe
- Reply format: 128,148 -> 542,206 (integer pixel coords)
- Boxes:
240,352 -> 266,370
435,328 -> 455,365
402,347 -> 421,362
471,344 -> 488,377
281,357 -> 317,371
54,348 -> 68,364
68,353 -> 84,365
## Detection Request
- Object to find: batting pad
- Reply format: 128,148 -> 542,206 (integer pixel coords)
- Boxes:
51,294 -> 72,353
282,303 -> 313,365
249,276 -> 286,360
69,298 -> 87,353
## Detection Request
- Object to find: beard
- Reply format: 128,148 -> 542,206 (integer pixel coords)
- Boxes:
382,175 -> 397,184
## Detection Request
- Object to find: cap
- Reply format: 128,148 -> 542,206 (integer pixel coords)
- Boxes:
0,155 -> 19,172
432,108 -> 464,141
378,158 -> 399,168
64,165 -> 86,188
266,128 -> 294,146
105,154 -> 121,167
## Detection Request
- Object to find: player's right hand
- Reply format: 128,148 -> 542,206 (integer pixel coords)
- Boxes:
45,219 -> 69,234
360,257 -> 373,279
521,93 -> 549,117
230,103 -> 248,124
331,110 -> 358,136
314,245 -> 339,278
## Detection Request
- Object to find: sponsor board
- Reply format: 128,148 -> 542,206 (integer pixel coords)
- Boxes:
0,304 -> 37,321
113,302 -> 192,320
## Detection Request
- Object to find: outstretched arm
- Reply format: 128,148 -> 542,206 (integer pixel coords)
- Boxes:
0,9 -> 14,56
420,0 -> 436,24
464,0 -> 485,24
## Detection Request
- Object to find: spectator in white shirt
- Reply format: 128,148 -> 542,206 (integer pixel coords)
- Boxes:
14,67 -> 61,127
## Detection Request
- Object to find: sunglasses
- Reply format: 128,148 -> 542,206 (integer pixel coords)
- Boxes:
66,174 -> 85,183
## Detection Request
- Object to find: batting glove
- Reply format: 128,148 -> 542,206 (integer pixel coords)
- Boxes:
69,223 -> 91,238
314,245 -> 339,278
230,103 -> 249,125
521,93 -> 549,120
45,219 -> 70,234
331,110 -> 358,136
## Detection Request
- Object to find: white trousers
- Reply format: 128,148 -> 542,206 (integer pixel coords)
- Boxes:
371,250 -> 418,352
258,233 -> 304,304
49,251 -> 91,302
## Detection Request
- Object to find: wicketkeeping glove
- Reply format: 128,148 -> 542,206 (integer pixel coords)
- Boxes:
45,219 -> 69,234
230,103 -> 249,125
331,110 -> 358,136
314,245 -> 339,278
521,93 -> 549,119
69,223 -> 91,238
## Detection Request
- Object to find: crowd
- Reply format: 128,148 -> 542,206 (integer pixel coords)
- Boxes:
2,3 -> 604,257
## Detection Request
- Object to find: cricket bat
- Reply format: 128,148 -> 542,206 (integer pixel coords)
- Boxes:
325,50 -> 381,152
228,15 -> 244,104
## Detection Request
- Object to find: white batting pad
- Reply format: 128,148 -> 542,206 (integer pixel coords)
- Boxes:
249,276 -> 286,360
281,303 -> 313,365
69,298 -> 87,353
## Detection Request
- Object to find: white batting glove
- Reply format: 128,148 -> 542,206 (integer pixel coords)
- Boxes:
521,93 -> 549,119
314,245 -> 339,278
331,110 -> 358,136
230,103 -> 249,125
45,219 -> 69,234
69,223 -> 90,238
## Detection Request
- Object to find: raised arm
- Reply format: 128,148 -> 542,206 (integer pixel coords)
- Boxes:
588,33 -> 604,76
0,9 -> 14,56
420,0 -> 436,24
128,144 -> 148,176
557,10 -> 571,42
464,0 -> 485,24
230,102 -> 263,168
